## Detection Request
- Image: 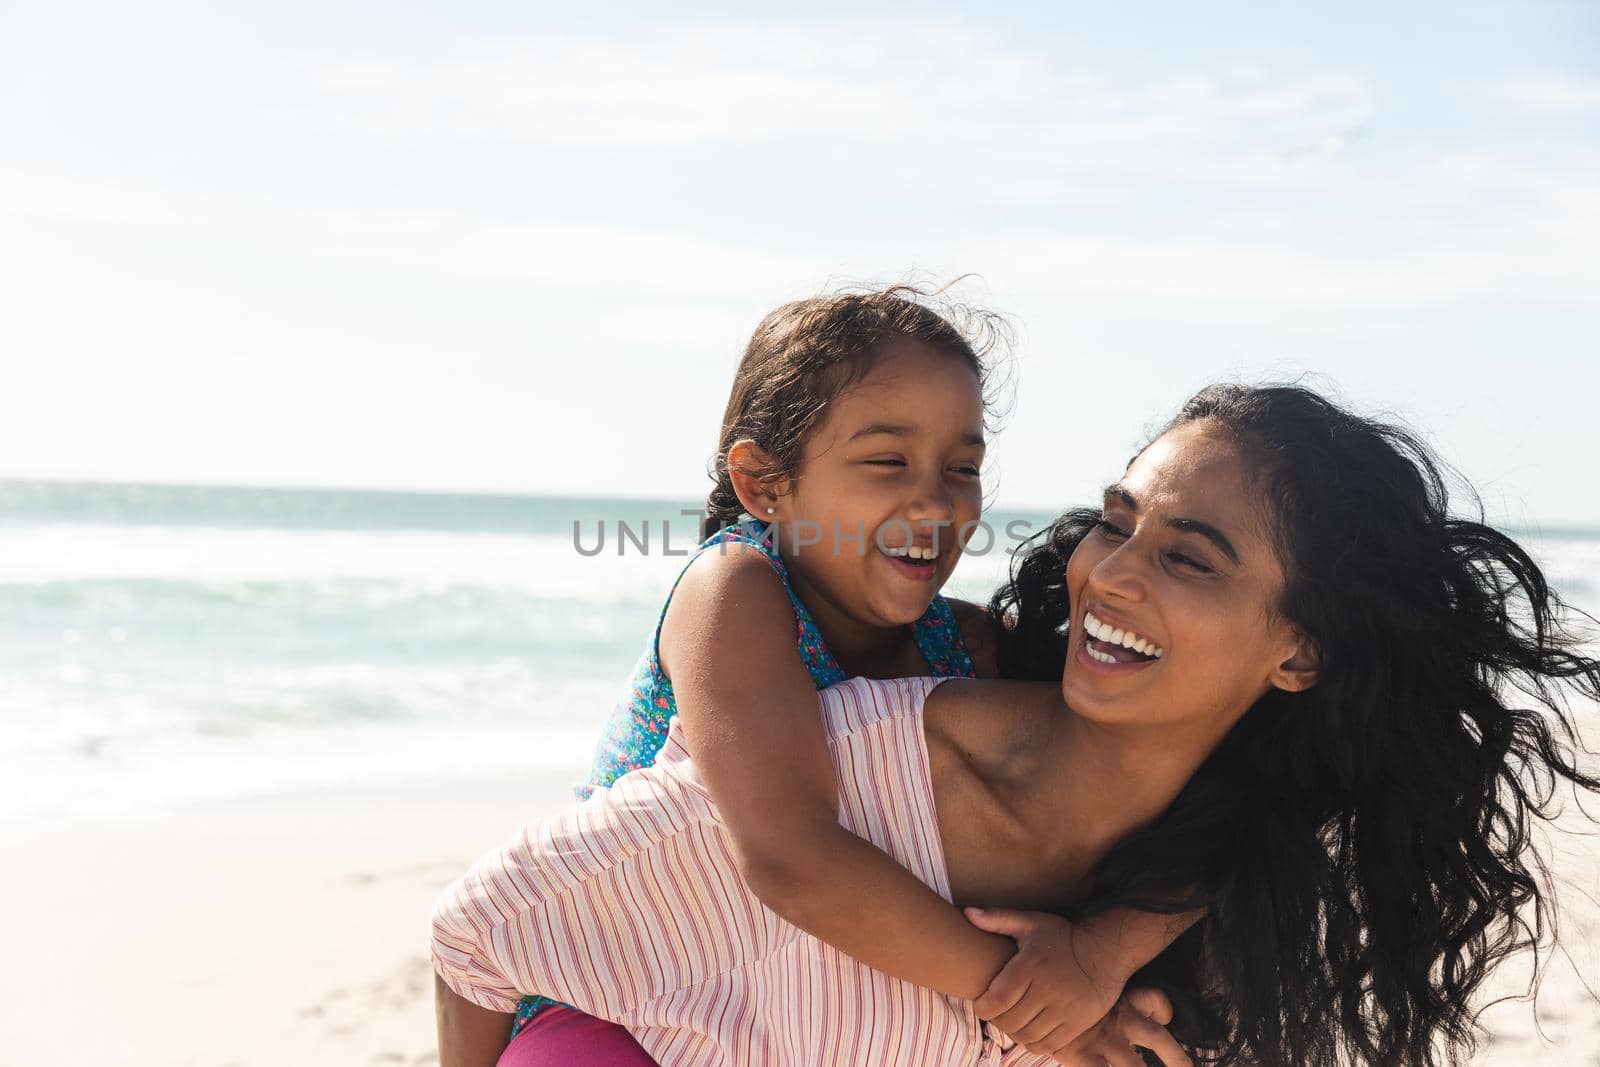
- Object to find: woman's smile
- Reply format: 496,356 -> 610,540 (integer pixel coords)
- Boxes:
1074,608 -> 1165,676
1082,608 -> 1165,663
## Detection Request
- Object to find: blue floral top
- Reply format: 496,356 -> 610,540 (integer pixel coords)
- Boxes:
512,520 -> 976,1036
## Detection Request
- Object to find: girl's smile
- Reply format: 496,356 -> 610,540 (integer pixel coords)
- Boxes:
877,537 -> 945,582
772,337 -> 987,632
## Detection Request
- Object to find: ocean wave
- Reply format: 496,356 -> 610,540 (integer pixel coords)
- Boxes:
3,509 -> 1592,820
0,667 -> 622,818
0,522 -> 686,603
0,717 -> 610,819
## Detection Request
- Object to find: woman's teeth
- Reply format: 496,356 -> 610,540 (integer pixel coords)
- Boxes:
883,545 -> 938,562
1083,610 -> 1165,662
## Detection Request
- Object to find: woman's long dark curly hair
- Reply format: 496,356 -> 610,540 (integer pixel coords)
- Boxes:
991,383 -> 1600,1067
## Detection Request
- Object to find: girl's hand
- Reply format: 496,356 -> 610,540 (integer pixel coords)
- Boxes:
1051,987 -> 1193,1067
965,907 -> 1123,1056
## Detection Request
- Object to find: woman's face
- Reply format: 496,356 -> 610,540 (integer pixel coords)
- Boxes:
1062,421 -> 1317,739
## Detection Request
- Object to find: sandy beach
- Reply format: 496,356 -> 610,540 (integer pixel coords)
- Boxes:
1,766 -> 1595,1067
0,770 -> 575,1067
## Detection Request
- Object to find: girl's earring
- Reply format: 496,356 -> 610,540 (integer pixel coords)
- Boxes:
765,507 -> 775,515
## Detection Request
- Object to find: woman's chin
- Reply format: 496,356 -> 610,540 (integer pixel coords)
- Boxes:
1061,644 -> 1167,721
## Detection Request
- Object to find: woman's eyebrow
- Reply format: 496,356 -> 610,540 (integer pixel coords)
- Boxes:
1102,483 -> 1241,565
1168,517 -> 1240,565
1104,484 -> 1137,510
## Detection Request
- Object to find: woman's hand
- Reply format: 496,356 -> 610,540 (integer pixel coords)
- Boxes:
1049,987 -> 1193,1067
966,908 -> 1125,1055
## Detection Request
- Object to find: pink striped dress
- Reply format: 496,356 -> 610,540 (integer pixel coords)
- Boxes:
431,675 -> 1049,1067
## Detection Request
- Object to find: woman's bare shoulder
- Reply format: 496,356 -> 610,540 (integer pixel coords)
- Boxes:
925,676 -> 1059,763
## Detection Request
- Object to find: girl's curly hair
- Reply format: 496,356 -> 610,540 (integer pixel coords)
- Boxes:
702,283 -> 1011,538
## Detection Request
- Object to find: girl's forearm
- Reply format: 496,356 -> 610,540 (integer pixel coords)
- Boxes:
744,825 -> 1016,1001
435,975 -> 516,1067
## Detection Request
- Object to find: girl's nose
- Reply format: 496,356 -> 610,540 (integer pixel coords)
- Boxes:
904,478 -> 955,523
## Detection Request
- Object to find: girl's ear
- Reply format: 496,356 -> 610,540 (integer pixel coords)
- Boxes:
726,439 -> 787,518
1269,631 -> 1320,694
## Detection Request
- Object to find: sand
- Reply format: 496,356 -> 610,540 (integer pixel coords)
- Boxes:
0,770 -> 1594,1067
0,771 -> 575,1067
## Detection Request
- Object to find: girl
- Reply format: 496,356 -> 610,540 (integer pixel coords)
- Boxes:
434,383 -> 1599,1066
436,288 -> 1194,1066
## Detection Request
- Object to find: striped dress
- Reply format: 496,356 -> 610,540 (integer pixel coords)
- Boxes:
431,675 -> 1046,1067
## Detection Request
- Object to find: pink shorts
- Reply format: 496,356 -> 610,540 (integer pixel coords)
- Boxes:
497,1005 -> 658,1067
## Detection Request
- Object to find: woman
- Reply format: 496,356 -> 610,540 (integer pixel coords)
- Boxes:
433,384 -> 1599,1066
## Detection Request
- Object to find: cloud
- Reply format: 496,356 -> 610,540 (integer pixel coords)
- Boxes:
967,235 -> 1500,303
967,149 -> 1600,306
313,214 -> 834,299
436,221 -> 821,294
0,168 -> 192,227
325,199 -> 1597,308
10,20 -> 1595,323
301,21 -> 1374,160
1487,76 -> 1600,114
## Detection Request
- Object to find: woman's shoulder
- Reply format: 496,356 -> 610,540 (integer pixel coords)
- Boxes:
921,676 -> 1060,766
815,674 -> 1056,754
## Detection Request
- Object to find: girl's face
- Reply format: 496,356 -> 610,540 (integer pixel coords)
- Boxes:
1062,421 -> 1317,739
773,338 -> 987,628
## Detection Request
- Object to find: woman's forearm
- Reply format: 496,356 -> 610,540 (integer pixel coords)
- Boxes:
744,824 -> 1016,1001
435,975 -> 516,1067
1076,905 -> 1204,983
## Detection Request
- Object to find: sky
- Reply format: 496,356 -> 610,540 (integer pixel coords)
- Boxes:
3,0 -> 1597,523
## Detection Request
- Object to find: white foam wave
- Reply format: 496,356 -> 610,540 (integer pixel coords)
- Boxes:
1533,535 -> 1600,606
0,720 -> 604,820
0,673 -> 619,818
0,522 -> 688,604
2,518 -> 1593,820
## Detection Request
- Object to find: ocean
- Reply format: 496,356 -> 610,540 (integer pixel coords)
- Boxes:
3,480 -> 1596,818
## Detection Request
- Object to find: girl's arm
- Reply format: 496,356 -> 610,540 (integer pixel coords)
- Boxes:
662,545 -> 1014,1000
966,905 -> 1203,1055
675,565 -> 1195,1057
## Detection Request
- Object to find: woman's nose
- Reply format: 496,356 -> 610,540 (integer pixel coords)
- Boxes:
1088,541 -> 1149,603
